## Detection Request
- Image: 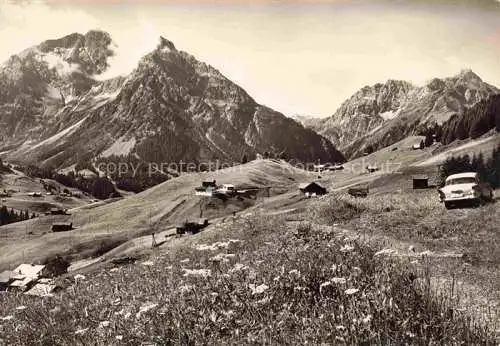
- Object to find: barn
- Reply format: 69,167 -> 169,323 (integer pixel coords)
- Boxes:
50,208 -> 66,215
412,175 -> 429,189
202,180 -> 217,188
299,182 -> 327,197
52,223 -> 73,232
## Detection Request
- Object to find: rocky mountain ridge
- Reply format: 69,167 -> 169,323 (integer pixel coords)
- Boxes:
311,70 -> 498,159
0,31 -> 344,169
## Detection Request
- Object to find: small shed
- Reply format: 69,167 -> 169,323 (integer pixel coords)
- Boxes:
329,164 -> 344,171
412,175 -> 429,189
348,187 -> 369,198
12,264 -> 46,279
52,223 -> 73,232
299,182 -> 327,197
202,180 -> 217,188
50,208 -> 66,215
313,164 -> 328,172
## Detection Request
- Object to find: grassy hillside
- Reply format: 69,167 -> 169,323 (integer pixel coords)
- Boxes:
0,160 -> 313,271
0,212 -> 496,345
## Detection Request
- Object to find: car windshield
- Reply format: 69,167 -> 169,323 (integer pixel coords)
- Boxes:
446,177 -> 476,185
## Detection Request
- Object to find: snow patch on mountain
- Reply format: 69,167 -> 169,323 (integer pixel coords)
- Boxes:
380,109 -> 400,121
45,85 -> 62,99
205,132 -> 229,157
42,52 -> 80,76
101,136 -> 136,157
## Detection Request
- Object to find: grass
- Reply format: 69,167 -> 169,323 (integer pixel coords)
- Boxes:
311,191 -> 499,265
309,189 -> 500,331
0,213 -> 497,345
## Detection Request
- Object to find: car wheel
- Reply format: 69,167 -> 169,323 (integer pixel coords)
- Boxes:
444,202 -> 453,209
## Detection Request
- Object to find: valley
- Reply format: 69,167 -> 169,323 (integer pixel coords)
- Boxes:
0,24 -> 499,345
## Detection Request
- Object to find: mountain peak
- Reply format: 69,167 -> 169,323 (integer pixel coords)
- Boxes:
457,68 -> 482,82
157,36 -> 177,53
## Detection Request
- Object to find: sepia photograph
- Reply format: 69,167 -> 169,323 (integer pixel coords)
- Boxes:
0,0 -> 499,344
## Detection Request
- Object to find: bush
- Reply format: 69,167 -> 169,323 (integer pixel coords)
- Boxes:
42,254 -> 71,277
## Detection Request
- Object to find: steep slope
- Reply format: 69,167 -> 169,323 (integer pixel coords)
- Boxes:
313,70 -> 498,159
0,159 -> 313,270
440,93 -> 500,145
0,33 -> 344,168
0,31 -> 114,146
320,80 -> 414,148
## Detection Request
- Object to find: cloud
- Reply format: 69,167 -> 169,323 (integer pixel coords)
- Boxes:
95,16 -> 161,80
0,0 -> 99,63
1,0 -> 500,118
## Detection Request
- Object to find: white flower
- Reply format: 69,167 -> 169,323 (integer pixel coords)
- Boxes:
195,240 -> 241,251
249,284 -> 269,295
374,248 -> 396,257
98,321 -> 110,328
340,244 -> 355,253
210,311 -> 217,323
210,253 -> 234,263
1,315 -> 14,321
320,281 -> 332,291
16,306 -> 27,310
257,296 -> 271,304
179,285 -> 193,293
345,288 -> 359,295
74,274 -> 86,281
362,315 -> 372,324
182,268 -> 211,277
180,258 -> 190,263
74,327 -> 89,335
288,269 -> 300,275
115,335 -> 123,340
331,277 -> 347,284
141,261 -> 154,266
335,325 -> 346,331
230,263 -> 248,273
209,254 -> 223,262
136,303 -> 158,319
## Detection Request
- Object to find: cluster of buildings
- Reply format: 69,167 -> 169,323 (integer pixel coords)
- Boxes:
194,180 -> 241,198
0,264 -> 59,297
312,163 -> 344,173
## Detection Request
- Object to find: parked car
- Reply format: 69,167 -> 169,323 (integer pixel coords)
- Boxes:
438,172 -> 493,209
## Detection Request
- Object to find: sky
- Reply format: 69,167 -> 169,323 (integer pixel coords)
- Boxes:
1,0 -> 500,118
